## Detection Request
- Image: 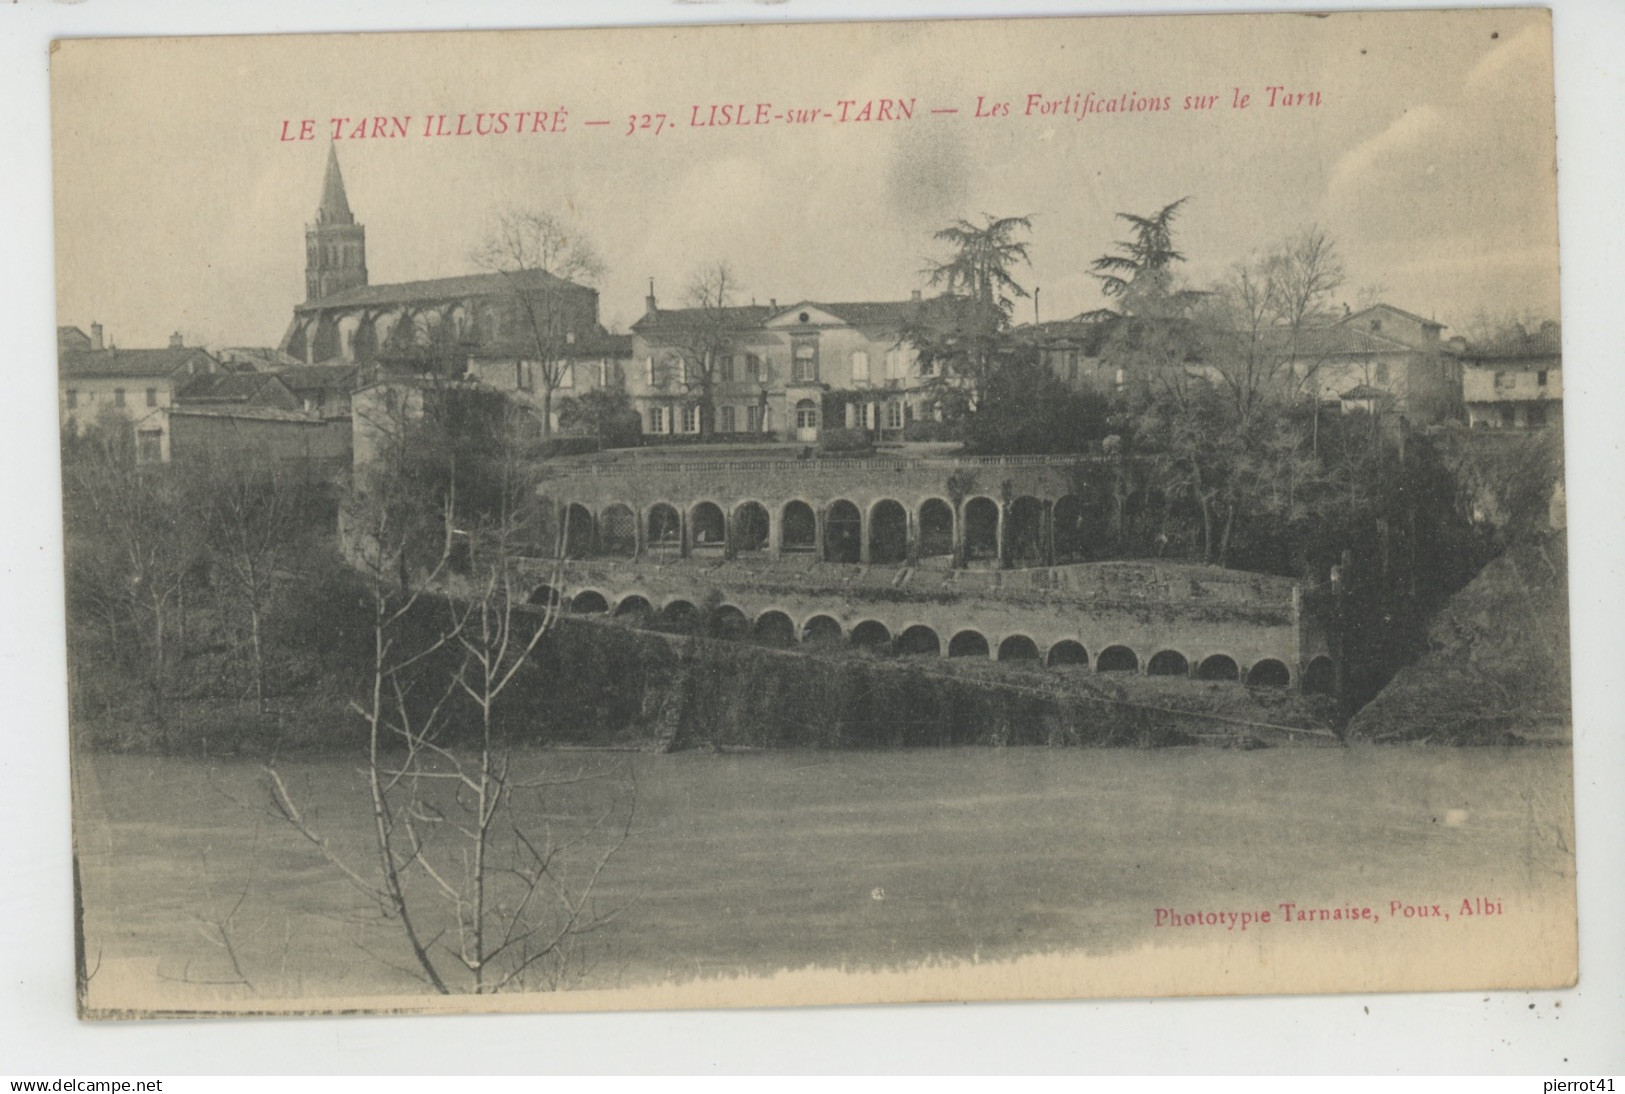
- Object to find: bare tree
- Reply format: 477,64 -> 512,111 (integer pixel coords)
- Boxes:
472,210 -> 606,440
267,389 -> 630,994
61,409 -> 205,735
650,261 -> 750,438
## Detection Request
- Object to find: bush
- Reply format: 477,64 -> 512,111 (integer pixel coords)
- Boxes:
816,427 -> 875,455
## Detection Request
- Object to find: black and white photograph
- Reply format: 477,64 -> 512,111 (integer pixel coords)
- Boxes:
48,8 -> 1578,1020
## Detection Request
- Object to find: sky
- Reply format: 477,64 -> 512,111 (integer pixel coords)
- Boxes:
50,8 -> 1559,350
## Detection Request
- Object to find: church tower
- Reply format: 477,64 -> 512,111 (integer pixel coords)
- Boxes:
304,144 -> 368,302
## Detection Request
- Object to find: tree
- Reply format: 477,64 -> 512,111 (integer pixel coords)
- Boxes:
650,261 -> 750,439
61,408 -> 205,735
267,390 -> 630,994
1203,225 -> 1346,425
910,214 -> 1033,414
924,213 -> 1034,321
1087,198 -> 1205,319
556,386 -> 642,450
195,452 -> 317,710
472,210 -> 605,441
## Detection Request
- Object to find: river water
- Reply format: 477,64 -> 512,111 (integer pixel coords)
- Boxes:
73,745 -> 1575,1011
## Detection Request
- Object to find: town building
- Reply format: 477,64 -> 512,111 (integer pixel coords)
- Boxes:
58,325 -> 225,463
1459,321 -> 1562,430
628,289 -> 968,442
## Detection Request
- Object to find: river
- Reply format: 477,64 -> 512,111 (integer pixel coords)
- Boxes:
72,745 -> 1576,1013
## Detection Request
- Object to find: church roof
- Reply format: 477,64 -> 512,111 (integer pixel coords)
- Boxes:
293,267 -> 588,313
315,144 -> 355,226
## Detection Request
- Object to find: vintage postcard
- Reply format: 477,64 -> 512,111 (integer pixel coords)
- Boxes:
52,8 -> 1574,1019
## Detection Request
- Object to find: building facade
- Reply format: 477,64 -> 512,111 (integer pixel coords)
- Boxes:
1459,322 -> 1562,430
58,326 -> 224,463
628,290 -> 962,442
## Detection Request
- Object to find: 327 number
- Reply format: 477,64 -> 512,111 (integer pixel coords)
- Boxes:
627,113 -> 668,136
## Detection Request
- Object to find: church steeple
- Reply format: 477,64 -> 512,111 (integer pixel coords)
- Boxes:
316,142 -> 355,226
305,144 -> 367,302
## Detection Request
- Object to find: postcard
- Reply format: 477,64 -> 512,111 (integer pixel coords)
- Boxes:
52,8 -> 1574,1018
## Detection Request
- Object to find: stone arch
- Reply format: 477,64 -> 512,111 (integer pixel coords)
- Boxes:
802,614 -> 843,645
527,584 -> 561,609
1096,645 -> 1139,673
706,604 -> 750,640
850,620 -> 892,651
963,496 -> 999,561
1246,659 -> 1291,687
1008,496 -> 1044,567
1148,650 -> 1190,677
1305,656 -> 1337,696
948,630 -> 991,659
570,590 -> 609,615
896,625 -> 941,657
868,499 -> 908,565
659,599 -> 700,632
918,498 -> 955,559
1052,494 -> 1086,563
997,634 -> 1042,662
753,610 -> 797,647
732,501 -> 771,553
1047,640 -> 1088,668
1197,654 -> 1240,682
824,500 -> 862,563
690,501 -> 727,549
646,503 -> 682,549
599,503 -> 637,558
781,500 -> 817,552
613,594 -> 653,621
560,503 -> 594,559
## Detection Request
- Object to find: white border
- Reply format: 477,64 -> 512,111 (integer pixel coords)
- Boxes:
2,0 -> 1620,1075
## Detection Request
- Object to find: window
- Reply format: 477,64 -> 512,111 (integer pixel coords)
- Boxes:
682,404 -> 700,433
744,354 -> 761,382
1369,319 -> 1382,332
137,429 -> 162,465
516,360 -> 533,391
1500,405 -> 1517,428
146,387 -> 158,407
1374,362 -> 1389,384
1537,370 -> 1549,387
720,405 -> 736,433
66,389 -> 78,409
645,356 -> 655,385
863,402 -> 877,431
599,359 -> 610,387
1494,370 -> 1513,389
1527,405 -> 1547,428
889,348 -> 909,381
719,355 -> 735,382
886,401 -> 904,430
795,400 -> 818,430
851,351 -> 869,384
557,362 -> 574,388
114,388 -> 126,408
746,405 -> 760,433
1067,351 -> 1080,384
792,341 -> 818,382
650,406 -> 670,434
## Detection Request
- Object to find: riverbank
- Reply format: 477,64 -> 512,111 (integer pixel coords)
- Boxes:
73,612 -> 1341,756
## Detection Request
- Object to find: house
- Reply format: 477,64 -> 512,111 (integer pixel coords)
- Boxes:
277,147 -> 608,380
1295,304 -> 1461,422
1459,321 -> 1562,430
59,326 -> 225,463
265,363 -> 363,418
175,371 -> 301,412
628,288 -> 968,442
463,330 -> 634,433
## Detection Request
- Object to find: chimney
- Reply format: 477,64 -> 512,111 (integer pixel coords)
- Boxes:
769,298 -> 777,310
169,331 -> 184,349
645,279 -> 657,318
91,322 -> 103,351
911,289 -> 922,303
